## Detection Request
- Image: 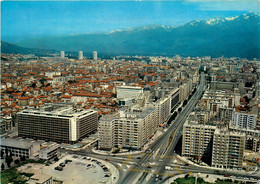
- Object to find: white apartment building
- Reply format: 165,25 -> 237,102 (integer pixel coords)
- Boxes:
212,129 -> 245,169
98,107 -> 158,150
231,112 -> 257,130
182,121 -> 216,160
116,86 -> 143,100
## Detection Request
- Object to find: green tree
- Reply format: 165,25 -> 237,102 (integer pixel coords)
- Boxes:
21,156 -> 26,162
14,159 -> 20,165
1,163 -> 5,170
6,156 -> 13,167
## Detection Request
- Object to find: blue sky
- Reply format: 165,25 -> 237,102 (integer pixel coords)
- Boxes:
1,0 -> 259,43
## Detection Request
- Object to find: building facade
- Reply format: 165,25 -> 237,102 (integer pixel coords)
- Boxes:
212,129 -> 245,169
182,121 -> 216,163
231,112 -> 257,130
18,107 -> 98,143
98,107 -> 158,150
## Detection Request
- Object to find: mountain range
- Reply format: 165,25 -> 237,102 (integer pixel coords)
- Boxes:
3,12 -> 260,58
1,41 -> 55,56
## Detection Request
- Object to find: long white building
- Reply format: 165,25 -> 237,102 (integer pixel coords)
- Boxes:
18,106 -> 98,143
116,86 -> 143,99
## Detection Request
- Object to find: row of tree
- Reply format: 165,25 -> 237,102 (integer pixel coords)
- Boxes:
1,148 -> 27,170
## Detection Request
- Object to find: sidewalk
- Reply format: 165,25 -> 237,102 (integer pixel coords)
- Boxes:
164,173 -> 260,184
92,126 -> 165,156
176,154 -> 258,176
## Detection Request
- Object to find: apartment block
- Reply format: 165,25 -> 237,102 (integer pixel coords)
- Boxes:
18,106 -> 98,143
212,129 -> 245,169
182,121 -> 216,162
116,86 -> 143,100
218,107 -> 233,122
98,106 -> 158,150
231,112 -> 257,130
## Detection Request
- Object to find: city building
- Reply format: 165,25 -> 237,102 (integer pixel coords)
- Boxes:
39,145 -> 60,160
231,112 -> 257,130
60,51 -> 65,58
18,106 -> 98,143
78,51 -> 83,60
93,51 -> 97,61
98,106 -> 158,150
0,138 -> 40,159
218,107 -> 233,122
182,121 -> 216,163
212,129 -> 245,169
0,116 -> 13,134
116,86 -> 143,100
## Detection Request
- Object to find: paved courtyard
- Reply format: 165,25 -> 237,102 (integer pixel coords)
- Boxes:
18,154 -> 119,184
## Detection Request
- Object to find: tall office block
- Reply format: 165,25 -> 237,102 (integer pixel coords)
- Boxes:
212,129 -> 245,169
78,51 -> 83,60
93,51 -> 97,61
18,106 -> 98,143
60,51 -> 65,58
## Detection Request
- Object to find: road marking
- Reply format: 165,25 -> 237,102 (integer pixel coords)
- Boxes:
116,163 -> 123,170
175,168 -> 183,174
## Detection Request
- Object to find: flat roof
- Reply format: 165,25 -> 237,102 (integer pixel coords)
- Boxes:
17,108 -> 97,119
1,138 -> 40,150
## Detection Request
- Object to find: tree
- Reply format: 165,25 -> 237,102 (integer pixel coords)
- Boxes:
1,163 -> 5,170
178,107 -> 182,113
183,100 -> 188,107
5,148 -> 8,157
9,150 -> 13,157
6,156 -> 13,167
1,150 -> 4,159
21,156 -> 26,162
14,159 -> 20,165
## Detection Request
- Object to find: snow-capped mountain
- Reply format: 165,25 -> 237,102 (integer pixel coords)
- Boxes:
190,11 -> 259,26
16,12 -> 259,58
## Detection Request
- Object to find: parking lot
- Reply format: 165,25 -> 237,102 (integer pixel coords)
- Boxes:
18,154 -> 118,184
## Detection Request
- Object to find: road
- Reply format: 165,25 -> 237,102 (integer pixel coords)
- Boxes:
59,73 -> 260,183
119,74 -> 206,184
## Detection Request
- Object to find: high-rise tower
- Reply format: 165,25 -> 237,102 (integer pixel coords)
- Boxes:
60,51 -> 65,58
78,51 -> 83,60
93,51 -> 97,61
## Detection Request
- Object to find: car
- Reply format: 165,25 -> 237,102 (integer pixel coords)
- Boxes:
55,166 -> 63,171
105,158 -> 110,161
137,157 -> 141,159
59,163 -> 65,167
87,164 -> 92,167
155,178 -> 159,182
